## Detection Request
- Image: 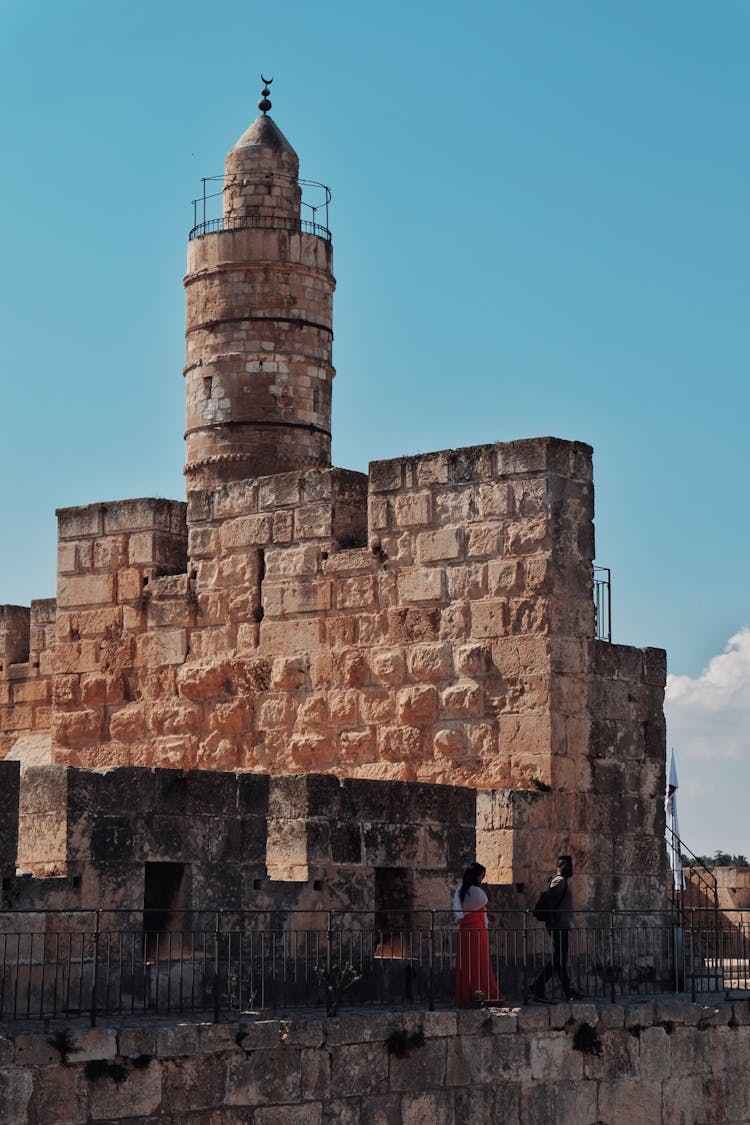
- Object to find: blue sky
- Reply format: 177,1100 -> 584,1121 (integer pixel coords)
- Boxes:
1,1 -> 748,854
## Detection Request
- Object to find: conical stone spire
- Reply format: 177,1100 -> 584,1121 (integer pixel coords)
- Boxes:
223,82 -> 301,224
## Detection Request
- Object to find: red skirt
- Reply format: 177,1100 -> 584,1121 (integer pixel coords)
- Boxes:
455,908 -> 502,1007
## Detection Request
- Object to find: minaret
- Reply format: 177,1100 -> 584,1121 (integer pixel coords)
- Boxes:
183,78 -> 335,489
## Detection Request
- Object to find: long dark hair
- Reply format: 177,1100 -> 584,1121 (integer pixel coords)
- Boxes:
458,861 -> 486,903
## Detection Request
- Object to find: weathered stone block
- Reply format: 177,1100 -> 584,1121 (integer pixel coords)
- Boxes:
362,822 -> 421,866
397,568 -> 443,604
116,567 -> 145,602
377,724 -> 423,762
162,1053 -> 229,1112
56,503 -> 105,540
441,681 -> 484,718
401,1091 -> 452,1125
520,1078 -> 597,1125
109,703 -> 147,742
52,708 -> 103,746
154,767 -> 237,815
434,727 -> 468,757
88,1056 -> 162,1119
220,514 -> 273,550
397,685 -> 438,725
226,1046 -> 302,1105
369,458 -> 404,493
416,528 -> 463,564
471,598 -> 508,638
0,1067 -> 34,1122
58,574 -> 116,609
330,1042 -> 387,1098
137,629 -> 188,667
394,492 -> 432,527
335,575 -> 377,610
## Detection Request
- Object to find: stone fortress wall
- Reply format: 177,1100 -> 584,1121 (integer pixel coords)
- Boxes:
0,438 -> 666,911
0,1000 -> 748,1124
0,759 -> 477,916
0,91 -> 668,915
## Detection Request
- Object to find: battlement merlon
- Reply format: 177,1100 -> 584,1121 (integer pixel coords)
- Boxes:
1,602 -> 56,758
0,605 -> 32,667
55,498 -> 188,608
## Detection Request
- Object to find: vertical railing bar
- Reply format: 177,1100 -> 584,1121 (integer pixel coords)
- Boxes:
39,931 -> 48,1019
12,928 -> 21,1020
201,930 -> 207,1012
165,930 -> 172,1015
236,925 -> 242,1018
103,928 -> 111,1018
24,931 -> 34,1019
63,932 -> 71,1017
130,929 -> 136,1015
76,930 -> 84,1016
154,932 -> 161,1015
189,929 -> 196,1013
142,930 -> 149,1016
90,910 -> 101,1027
213,910 -> 221,1023
177,930 -> 184,1013
0,933 -> 8,1018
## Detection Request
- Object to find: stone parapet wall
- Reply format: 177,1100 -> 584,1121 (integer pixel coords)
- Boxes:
0,760 -> 20,877
51,499 -> 187,769
0,601 -> 56,756
3,767 -> 477,917
585,641 -> 667,911
714,867 -> 750,912
2,760 -> 667,921
0,998 -> 748,1123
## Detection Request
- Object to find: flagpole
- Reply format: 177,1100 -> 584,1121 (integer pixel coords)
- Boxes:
666,748 -> 686,992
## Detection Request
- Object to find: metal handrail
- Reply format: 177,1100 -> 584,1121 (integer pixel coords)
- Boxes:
0,909 -> 747,1025
666,825 -> 719,913
593,564 -> 612,642
190,173 -> 332,239
189,213 -> 331,242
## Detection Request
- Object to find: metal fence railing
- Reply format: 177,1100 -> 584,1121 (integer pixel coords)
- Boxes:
593,565 -> 612,642
188,213 -> 331,242
0,909 -> 747,1026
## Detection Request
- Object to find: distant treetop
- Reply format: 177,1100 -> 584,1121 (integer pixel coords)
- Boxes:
685,850 -> 749,869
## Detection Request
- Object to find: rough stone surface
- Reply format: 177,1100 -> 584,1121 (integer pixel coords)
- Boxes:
0,1000 -> 744,1124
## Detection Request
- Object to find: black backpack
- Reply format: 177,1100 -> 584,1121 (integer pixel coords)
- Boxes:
532,877 -> 567,924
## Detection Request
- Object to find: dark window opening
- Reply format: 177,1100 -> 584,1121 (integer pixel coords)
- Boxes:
374,867 -> 416,1000
203,375 -> 213,398
143,862 -> 188,962
374,867 -> 413,935
254,548 -> 265,623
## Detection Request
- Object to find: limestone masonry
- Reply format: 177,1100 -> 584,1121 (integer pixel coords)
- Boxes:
0,95 -> 667,911
1,999 -> 748,1124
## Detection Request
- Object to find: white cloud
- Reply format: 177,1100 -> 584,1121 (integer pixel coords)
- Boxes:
664,627 -> 750,857
666,627 -> 750,757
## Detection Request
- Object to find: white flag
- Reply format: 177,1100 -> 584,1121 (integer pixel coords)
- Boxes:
665,748 -> 685,892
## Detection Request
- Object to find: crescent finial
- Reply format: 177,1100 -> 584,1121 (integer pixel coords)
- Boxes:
258,74 -> 273,115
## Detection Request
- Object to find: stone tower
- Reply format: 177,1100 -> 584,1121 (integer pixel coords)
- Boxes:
183,80 -> 335,489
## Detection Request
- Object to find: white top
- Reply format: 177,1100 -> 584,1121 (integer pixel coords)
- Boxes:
452,884 -> 488,925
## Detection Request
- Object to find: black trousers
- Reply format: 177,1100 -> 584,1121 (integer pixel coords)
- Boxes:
534,928 -> 571,997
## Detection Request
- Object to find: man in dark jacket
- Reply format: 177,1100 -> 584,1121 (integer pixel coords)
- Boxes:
532,854 -> 578,1001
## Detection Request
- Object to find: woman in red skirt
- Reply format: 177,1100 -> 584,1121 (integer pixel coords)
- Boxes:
452,862 -> 502,1007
